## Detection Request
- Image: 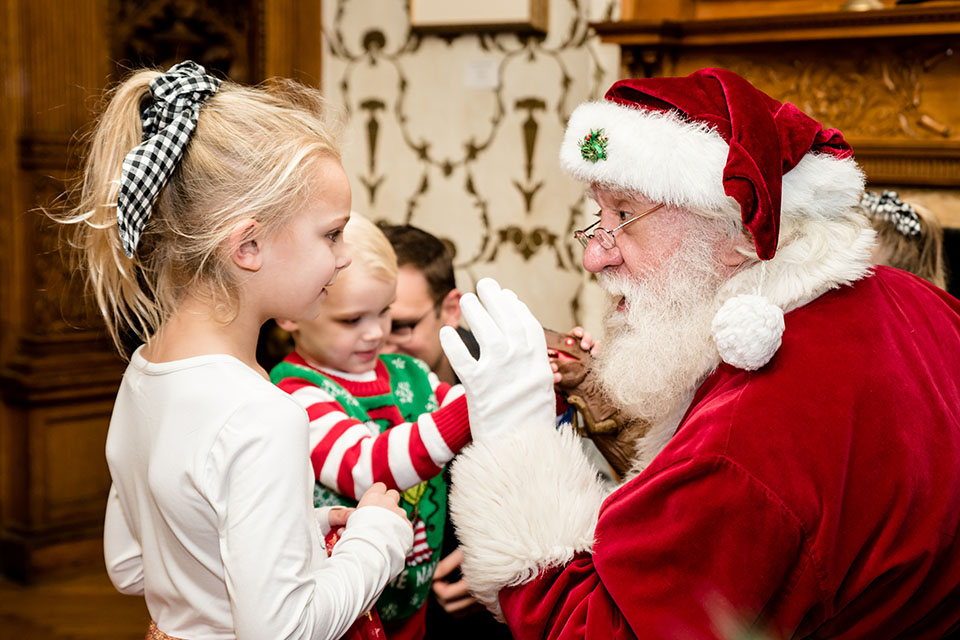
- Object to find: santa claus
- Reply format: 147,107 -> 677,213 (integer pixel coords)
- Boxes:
439,68 -> 960,638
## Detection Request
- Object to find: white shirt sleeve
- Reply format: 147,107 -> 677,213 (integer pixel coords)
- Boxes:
206,396 -> 412,640
103,483 -> 145,595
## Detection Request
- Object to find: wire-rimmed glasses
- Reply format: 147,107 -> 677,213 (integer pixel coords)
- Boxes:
574,202 -> 665,249
389,304 -> 439,343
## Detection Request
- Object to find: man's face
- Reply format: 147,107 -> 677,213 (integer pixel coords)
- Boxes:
581,188 -> 689,301
584,188 -> 739,425
382,265 -> 451,373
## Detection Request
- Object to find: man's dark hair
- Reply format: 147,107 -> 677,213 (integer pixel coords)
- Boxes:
379,223 -> 457,306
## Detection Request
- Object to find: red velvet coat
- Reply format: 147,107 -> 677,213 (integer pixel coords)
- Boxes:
500,267 -> 960,638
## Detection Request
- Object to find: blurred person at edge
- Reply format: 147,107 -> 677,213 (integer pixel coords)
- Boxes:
860,188 -> 950,290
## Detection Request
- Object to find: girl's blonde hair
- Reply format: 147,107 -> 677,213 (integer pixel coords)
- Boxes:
335,213 -> 398,286
871,202 -> 948,290
56,68 -> 342,355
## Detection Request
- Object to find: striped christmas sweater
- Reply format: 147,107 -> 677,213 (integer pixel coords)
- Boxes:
270,350 -> 471,623
271,351 -> 470,499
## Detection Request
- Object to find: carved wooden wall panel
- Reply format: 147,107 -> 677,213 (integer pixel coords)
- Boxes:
111,0 -> 259,81
0,0 -> 117,583
39,407 -> 115,523
321,0 -> 622,333
619,0 -> 897,21
1,0 -> 323,583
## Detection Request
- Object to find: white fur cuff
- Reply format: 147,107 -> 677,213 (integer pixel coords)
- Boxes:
449,426 -> 607,619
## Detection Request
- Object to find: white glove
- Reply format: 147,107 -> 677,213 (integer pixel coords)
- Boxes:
439,278 -> 556,442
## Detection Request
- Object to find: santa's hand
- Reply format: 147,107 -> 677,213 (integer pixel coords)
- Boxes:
440,278 -> 555,442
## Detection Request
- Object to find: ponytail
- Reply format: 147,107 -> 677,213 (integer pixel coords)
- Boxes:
54,65 -> 343,356
59,70 -> 164,353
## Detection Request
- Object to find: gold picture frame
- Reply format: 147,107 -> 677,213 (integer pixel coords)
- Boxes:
410,0 -> 548,34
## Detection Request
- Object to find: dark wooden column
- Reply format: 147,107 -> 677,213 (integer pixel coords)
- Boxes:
0,0 -> 120,583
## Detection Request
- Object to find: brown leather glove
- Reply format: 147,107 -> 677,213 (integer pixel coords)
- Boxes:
545,328 -> 649,478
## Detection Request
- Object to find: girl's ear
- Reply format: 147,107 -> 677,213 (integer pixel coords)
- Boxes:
230,219 -> 263,272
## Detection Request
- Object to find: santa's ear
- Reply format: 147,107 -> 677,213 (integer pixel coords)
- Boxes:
275,318 -> 299,333
719,232 -> 754,267
229,219 -> 263,272
438,288 -> 462,327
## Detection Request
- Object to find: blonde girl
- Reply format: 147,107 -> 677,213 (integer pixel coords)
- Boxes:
57,61 -> 412,640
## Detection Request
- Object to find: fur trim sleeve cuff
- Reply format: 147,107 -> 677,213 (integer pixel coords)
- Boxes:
449,426 -> 608,618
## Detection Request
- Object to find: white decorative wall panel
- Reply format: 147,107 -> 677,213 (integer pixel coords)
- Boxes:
322,0 -> 620,334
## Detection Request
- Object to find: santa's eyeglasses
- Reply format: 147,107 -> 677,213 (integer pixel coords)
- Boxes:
574,203 -> 665,249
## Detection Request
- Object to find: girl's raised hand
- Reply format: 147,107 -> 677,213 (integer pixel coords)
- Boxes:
357,482 -> 410,523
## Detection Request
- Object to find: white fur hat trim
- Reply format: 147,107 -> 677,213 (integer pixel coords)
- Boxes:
711,294 -> 785,371
559,100 -> 865,219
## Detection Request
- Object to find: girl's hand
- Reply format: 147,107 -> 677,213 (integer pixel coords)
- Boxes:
327,507 -> 353,530
357,482 -> 410,523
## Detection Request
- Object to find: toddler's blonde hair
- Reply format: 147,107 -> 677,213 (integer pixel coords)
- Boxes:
56,68 -> 342,355
334,213 -> 398,287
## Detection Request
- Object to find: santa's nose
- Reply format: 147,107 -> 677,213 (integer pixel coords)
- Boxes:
582,239 -> 622,273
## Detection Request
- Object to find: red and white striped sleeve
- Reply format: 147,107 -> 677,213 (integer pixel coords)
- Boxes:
275,376 -> 471,501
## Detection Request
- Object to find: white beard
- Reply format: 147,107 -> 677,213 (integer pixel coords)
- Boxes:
593,224 -> 728,429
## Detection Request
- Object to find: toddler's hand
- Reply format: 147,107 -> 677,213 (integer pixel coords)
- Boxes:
357,482 -> 409,524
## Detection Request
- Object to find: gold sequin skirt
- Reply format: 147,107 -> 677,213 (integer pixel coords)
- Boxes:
145,621 -> 187,640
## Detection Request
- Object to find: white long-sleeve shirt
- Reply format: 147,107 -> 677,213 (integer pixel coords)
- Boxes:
103,348 -> 412,640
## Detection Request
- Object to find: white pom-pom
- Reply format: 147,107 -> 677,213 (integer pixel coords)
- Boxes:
711,294 -> 785,371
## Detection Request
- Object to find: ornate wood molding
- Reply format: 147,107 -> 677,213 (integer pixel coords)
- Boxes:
594,5 -> 960,46
108,0 -> 258,81
17,133 -> 80,172
853,140 -> 960,186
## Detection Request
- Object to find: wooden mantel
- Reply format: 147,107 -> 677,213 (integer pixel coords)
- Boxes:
590,2 -> 960,198
594,4 -> 960,47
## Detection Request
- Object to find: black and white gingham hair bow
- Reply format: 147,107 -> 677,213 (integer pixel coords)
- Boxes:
116,61 -> 221,257
861,190 -> 922,237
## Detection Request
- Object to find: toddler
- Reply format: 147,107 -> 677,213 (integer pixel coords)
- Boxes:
271,213 -> 471,640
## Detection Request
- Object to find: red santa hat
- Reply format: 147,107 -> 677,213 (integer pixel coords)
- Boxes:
561,68 -> 864,369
